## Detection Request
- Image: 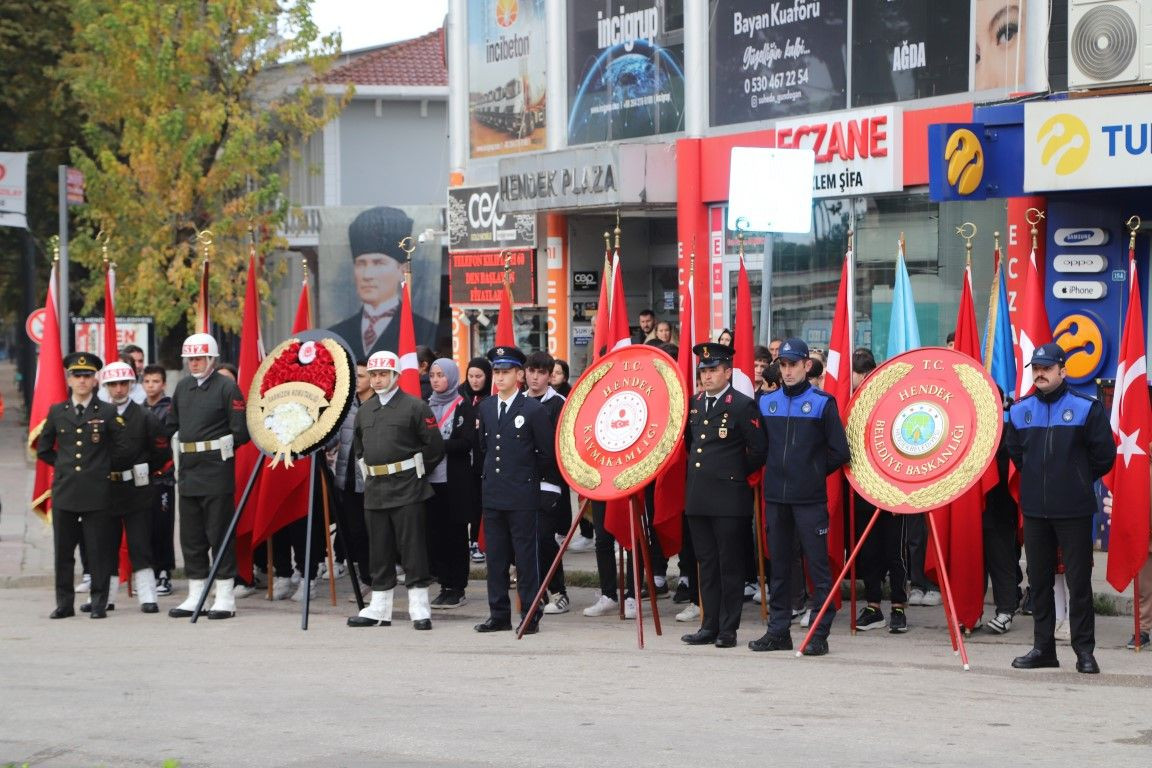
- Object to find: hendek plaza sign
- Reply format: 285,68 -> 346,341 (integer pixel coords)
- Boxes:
774,106 -> 902,198
1025,94 -> 1152,192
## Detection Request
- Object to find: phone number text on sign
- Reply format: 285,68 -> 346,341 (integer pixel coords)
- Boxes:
745,67 -> 810,104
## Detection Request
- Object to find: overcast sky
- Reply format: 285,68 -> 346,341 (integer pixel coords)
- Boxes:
309,0 -> 449,51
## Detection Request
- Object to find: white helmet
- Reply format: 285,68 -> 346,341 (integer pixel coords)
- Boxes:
366,350 -> 400,373
98,361 -> 136,385
182,332 -> 219,358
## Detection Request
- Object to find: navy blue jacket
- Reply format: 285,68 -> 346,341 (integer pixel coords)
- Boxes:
684,387 -> 768,517
1006,382 -> 1115,519
759,381 -> 851,504
477,391 -> 556,511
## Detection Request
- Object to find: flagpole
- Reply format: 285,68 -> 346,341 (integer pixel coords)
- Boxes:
845,230 -> 858,634
1126,216 -> 1143,651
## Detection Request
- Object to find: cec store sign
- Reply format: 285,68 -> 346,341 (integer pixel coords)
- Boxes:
774,106 -> 902,198
1025,94 -> 1152,192
448,185 -> 536,252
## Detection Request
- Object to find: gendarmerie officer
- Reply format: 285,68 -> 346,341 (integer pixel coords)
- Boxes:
98,361 -> 170,613
164,333 -> 250,620
751,338 -> 850,656
1006,343 -> 1115,674
681,343 -> 768,649
473,345 -> 558,635
347,350 -> 445,630
37,353 -> 127,619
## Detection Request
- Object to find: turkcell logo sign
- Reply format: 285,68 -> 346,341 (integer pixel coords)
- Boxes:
1025,95 -> 1152,192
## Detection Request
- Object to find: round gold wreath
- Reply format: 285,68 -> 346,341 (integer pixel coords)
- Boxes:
557,357 -> 687,496
846,362 -> 1000,510
246,337 -> 352,466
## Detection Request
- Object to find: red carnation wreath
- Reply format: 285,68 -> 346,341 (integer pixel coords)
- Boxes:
260,341 -> 337,399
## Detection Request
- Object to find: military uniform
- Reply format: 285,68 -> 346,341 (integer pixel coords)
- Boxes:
474,346 -> 558,633
682,344 -> 768,647
108,397 -> 170,609
36,353 -> 127,618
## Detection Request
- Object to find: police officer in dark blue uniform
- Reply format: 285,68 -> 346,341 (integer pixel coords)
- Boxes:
1006,343 -> 1115,674
681,343 -> 768,648
750,338 -> 851,656
473,345 -> 558,635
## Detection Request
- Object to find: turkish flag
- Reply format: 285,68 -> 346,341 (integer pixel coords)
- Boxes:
29,263 -> 67,520
397,280 -> 422,398
925,260 -> 996,629
1105,254 -> 1152,592
233,254 -> 264,581
1015,247 -> 1051,398
731,257 -> 755,397
821,249 -> 853,603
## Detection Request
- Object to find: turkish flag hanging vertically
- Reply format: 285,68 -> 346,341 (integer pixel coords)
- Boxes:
926,259 -> 995,629
821,248 -> 853,604
29,262 -> 67,520
731,256 -> 755,397
232,252 -> 265,581
603,251 -> 637,549
652,261 -> 695,556
396,279 -> 422,398
591,249 -> 612,360
1015,247 -> 1051,398
103,263 -> 118,363
1105,253 -> 1152,592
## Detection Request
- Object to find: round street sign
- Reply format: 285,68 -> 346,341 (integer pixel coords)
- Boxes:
845,347 -> 1003,514
25,307 -> 47,345
557,345 -> 688,501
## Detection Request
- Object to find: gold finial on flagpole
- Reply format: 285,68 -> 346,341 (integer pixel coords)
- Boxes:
956,222 -> 977,266
614,211 -> 621,253
734,216 -> 749,262
500,248 -> 513,288
398,235 -> 416,283
603,230 -> 611,253
899,231 -> 906,255
994,230 -> 1001,252
1025,207 -> 1045,251
50,235 -> 60,263
1126,215 -> 1141,250
847,229 -> 854,253
97,228 -> 112,269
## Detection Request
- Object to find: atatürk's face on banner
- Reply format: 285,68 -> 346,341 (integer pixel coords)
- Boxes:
354,252 -> 403,307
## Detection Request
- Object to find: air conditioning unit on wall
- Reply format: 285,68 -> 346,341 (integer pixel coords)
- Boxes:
1068,0 -> 1152,88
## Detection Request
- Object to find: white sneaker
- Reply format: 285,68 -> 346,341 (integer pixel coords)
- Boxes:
921,589 -> 942,606
271,576 -> 294,600
291,579 -> 317,602
318,561 -> 347,580
675,603 -> 700,622
907,588 -> 925,606
987,612 -> 1013,634
1054,619 -> 1071,642
75,573 -> 92,594
751,586 -> 768,604
743,582 -> 757,601
582,594 -> 619,617
799,608 -> 812,628
624,597 -> 637,619
233,583 -> 257,599
568,535 -> 596,553
543,593 -> 570,614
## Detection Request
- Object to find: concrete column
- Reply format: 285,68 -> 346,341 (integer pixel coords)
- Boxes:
546,0 -> 567,151
683,0 -> 708,138
448,0 -> 470,177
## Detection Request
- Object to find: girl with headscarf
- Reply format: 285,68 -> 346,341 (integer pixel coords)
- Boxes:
457,356 -> 491,561
426,358 -> 477,608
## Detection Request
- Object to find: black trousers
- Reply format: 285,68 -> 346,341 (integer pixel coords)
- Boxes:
366,502 -> 432,590
271,514 -> 325,581
150,484 -> 176,574
643,483 -> 668,579
333,488 -> 369,585
483,506 -> 541,625
428,483 -> 470,592
179,493 -> 236,580
906,513 -> 937,591
592,500 -> 634,599
983,506 -> 1022,615
856,508 -> 907,605
687,515 -> 747,637
1023,515 -> 1095,654
765,502 -> 836,638
54,508 -> 119,611
679,513 -> 698,604
537,494 -> 567,596
120,493 -> 153,572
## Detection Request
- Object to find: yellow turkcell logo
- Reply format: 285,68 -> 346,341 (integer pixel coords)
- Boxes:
1037,114 -> 1091,176
1053,313 -> 1104,381
944,129 -> 984,196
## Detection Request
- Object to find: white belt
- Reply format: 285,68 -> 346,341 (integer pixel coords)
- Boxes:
365,453 -> 425,478
540,482 -> 562,494
110,470 -> 134,482
179,439 -> 223,454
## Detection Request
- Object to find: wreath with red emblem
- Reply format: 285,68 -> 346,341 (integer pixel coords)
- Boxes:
246,336 -> 354,466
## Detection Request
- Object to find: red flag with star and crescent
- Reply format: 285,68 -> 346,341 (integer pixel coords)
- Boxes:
1105,253 -> 1152,592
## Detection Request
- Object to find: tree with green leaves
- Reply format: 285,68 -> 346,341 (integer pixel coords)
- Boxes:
60,0 -> 347,345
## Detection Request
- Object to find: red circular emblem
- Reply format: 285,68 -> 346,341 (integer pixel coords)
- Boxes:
845,348 -> 1003,514
557,345 -> 688,501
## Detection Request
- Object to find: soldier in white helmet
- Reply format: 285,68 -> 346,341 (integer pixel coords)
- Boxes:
96,361 -> 170,613
347,350 -> 444,630
164,333 -> 250,620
